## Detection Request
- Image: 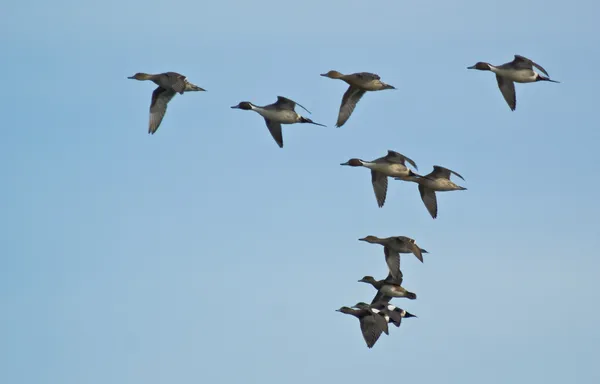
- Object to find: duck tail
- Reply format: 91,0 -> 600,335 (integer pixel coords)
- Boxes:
184,82 -> 206,92
537,75 -> 560,84
300,116 -> 326,127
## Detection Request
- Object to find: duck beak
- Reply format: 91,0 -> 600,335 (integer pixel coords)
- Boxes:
127,76 -> 135,79
320,73 -> 328,77
230,105 -> 240,109
358,237 -> 367,242
404,312 -> 417,318
467,65 -> 476,69
340,161 -> 350,166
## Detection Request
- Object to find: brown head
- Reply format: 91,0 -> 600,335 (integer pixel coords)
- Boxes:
127,72 -> 153,80
467,62 -> 492,71
358,235 -> 380,244
340,158 -> 364,167
358,276 -> 377,285
320,70 -> 344,79
230,101 -> 254,110
335,306 -> 356,315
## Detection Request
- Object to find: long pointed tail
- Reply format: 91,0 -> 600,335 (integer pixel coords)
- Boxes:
538,75 -> 560,83
300,116 -> 326,127
184,81 -> 207,92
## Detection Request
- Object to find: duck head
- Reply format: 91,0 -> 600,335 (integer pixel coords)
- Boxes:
320,70 -> 344,79
358,236 -> 380,244
358,276 -> 377,284
340,158 -> 364,167
231,102 -> 254,110
467,62 -> 492,71
127,72 -> 153,80
335,306 -> 354,314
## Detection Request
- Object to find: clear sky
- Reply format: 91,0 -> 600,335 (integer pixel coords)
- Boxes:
1,0 -> 599,383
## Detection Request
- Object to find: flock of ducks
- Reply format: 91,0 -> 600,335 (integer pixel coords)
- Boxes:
127,54 -> 558,349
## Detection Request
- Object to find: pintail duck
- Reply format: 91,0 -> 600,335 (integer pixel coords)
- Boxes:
128,72 -> 206,134
231,96 -> 326,148
353,302 -> 416,328
397,166 -> 467,219
467,55 -> 559,111
320,70 -> 395,127
336,306 -> 389,348
359,235 -> 428,280
341,150 -> 425,208
359,275 -> 417,304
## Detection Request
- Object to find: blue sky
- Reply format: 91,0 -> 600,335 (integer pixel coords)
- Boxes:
1,0 -> 599,382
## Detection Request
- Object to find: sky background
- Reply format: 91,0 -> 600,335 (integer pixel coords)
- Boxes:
1,0 -> 600,383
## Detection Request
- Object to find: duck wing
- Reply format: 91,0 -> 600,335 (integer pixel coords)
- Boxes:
431,166 -> 465,181
264,118 -> 284,148
149,86 -> 177,134
275,96 -> 311,114
513,55 -> 550,76
371,171 -> 388,208
496,74 -> 517,111
418,184 -> 438,219
336,86 -> 366,127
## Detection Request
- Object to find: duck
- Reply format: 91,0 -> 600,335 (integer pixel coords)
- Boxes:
231,96 -> 326,148
320,70 -> 395,127
397,165 -> 467,219
336,306 -> 389,348
341,150 -> 426,208
128,72 -> 206,134
359,235 -> 428,281
359,274 -> 417,304
353,302 -> 416,327
467,55 -> 559,111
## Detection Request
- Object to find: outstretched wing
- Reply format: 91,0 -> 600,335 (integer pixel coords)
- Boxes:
496,75 -> 517,111
264,118 -> 284,148
149,87 -> 177,134
419,184 -> 438,219
385,150 -> 418,170
431,166 -> 465,181
336,86 -> 366,127
359,315 -> 385,348
514,55 -> 550,76
371,171 -> 388,208
275,96 -> 311,114
383,246 -> 403,283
